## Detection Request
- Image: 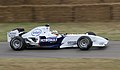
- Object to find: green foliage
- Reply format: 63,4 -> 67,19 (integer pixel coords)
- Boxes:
0,22 -> 120,42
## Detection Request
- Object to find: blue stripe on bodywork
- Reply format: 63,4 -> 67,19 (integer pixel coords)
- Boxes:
39,36 -> 64,48
48,36 -> 65,48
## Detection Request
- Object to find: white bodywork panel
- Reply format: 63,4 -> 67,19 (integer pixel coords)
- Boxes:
60,34 -> 108,48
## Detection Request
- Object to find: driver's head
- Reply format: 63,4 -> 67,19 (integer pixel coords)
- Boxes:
52,30 -> 58,35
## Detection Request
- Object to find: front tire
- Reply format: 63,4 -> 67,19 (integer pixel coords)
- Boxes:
77,36 -> 92,50
10,36 -> 26,51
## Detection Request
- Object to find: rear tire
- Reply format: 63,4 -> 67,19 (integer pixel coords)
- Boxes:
77,36 -> 92,50
10,36 -> 26,51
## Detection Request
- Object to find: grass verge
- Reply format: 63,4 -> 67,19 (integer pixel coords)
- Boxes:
0,58 -> 120,70
0,21 -> 120,41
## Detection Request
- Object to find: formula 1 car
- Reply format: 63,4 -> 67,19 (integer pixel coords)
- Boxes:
7,24 -> 109,51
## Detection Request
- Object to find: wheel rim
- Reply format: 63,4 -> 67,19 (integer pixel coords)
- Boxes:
79,38 -> 89,48
13,39 -> 22,49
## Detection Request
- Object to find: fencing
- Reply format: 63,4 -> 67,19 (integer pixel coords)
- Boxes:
0,0 -> 120,5
0,0 -> 120,22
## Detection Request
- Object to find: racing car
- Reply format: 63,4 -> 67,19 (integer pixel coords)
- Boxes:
7,24 -> 109,51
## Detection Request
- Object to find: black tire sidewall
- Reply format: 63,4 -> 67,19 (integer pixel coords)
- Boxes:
10,36 -> 25,51
77,36 -> 92,50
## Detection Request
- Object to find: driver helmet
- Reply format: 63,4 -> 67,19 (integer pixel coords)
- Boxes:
52,30 -> 59,35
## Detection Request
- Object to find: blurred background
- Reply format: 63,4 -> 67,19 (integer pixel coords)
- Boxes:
0,0 -> 120,22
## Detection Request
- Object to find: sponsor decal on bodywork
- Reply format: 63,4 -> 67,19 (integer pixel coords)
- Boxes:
31,29 -> 42,36
68,41 -> 77,45
40,37 -> 57,42
8,32 -> 17,38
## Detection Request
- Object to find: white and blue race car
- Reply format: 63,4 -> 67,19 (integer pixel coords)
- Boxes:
7,24 -> 109,51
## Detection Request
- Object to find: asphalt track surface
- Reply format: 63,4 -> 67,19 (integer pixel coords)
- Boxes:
0,41 -> 120,58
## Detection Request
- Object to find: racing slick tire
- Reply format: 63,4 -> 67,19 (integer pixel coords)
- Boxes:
10,36 -> 26,51
77,36 -> 92,50
85,32 -> 96,36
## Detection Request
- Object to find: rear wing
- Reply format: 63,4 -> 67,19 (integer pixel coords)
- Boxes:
7,28 -> 25,42
7,30 -> 19,42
